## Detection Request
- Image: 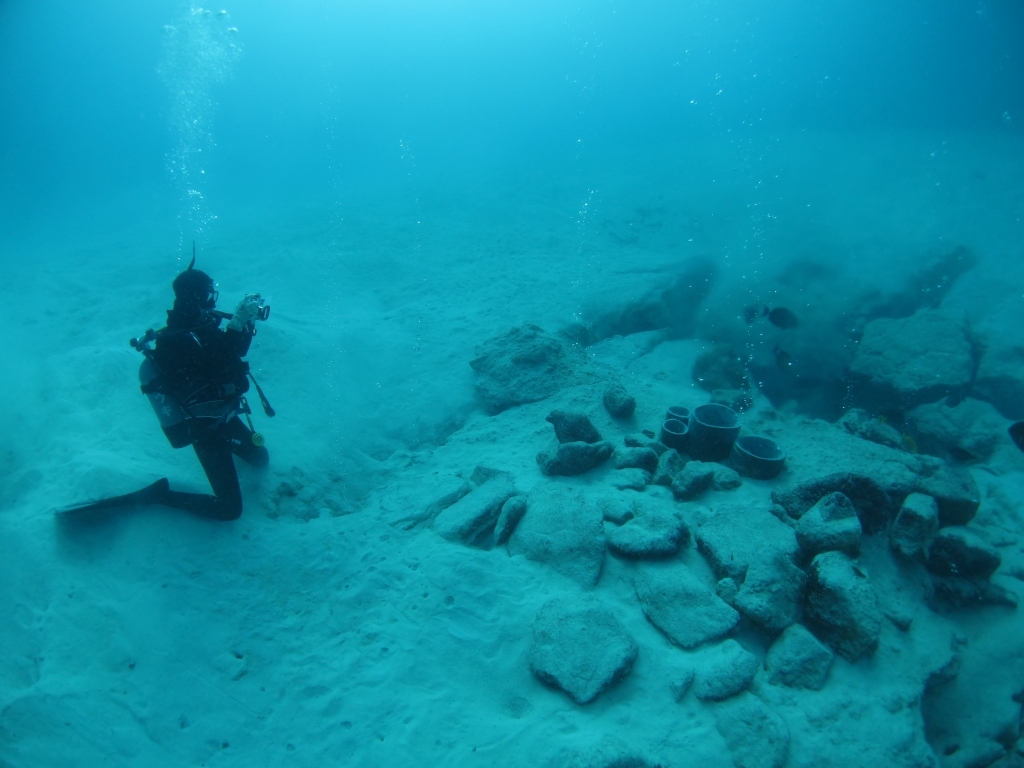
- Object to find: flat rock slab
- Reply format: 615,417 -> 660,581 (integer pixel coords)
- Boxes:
715,693 -> 790,768
509,483 -> 606,587
804,551 -> 882,661
765,623 -> 834,690
696,504 -> 799,581
609,468 -> 650,491
470,324 -> 579,413
694,639 -> 759,701
537,440 -> 614,476
433,476 -> 517,544
529,598 -> 637,704
671,461 -> 716,500
606,511 -> 689,559
634,564 -> 739,649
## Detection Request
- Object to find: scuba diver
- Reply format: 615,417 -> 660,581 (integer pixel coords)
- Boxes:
61,251 -> 274,521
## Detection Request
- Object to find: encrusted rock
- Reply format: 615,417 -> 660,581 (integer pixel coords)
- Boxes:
734,552 -> 806,633
804,551 -> 882,661
634,564 -> 739,649
712,465 -> 743,491
508,483 -> 606,586
714,693 -> 790,768
537,440 -> 614,477
890,492 -> 939,561
433,475 -> 517,544
494,495 -> 527,545
603,383 -> 636,418
693,640 -> 758,701
546,410 -> 602,444
653,449 -> 686,486
772,472 -> 894,534
529,598 -> 637,704
915,464 -> 980,526
906,397 -> 1008,462
848,309 -> 974,409
606,510 -> 689,559
926,527 -> 1001,579
838,408 -> 906,450
615,447 -> 659,474
764,623 -> 834,690
624,433 -> 668,455
929,576 -> 1018,609
598,495 -> 636,525
470,325 -> 577,413
696,504 -> 799,581
671,461 -> 716,500
795,491 -> 862,557
609,468 -> 650,491
973,300 -> 1024,420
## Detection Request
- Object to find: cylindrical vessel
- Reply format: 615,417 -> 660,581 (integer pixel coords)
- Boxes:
732,435 -> 787,479
666,406 -> 690,423
688,403 -> 741,462
660,418 -> 689,453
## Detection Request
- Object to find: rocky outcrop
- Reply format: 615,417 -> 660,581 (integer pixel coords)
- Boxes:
508,483 -> 606,587
529,598 -> 637,704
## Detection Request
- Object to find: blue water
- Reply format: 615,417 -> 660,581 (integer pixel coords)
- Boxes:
2,1 -> 1024,766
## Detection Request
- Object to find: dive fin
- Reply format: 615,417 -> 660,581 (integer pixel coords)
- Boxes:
57,478 -> 170,516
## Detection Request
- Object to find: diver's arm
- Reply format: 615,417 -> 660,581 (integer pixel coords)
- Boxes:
225,324 -> 254,357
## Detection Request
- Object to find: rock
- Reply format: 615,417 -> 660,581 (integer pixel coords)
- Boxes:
668,665 -> 695,701
546,410 -> 602,444
717,577 -> 738,604
973,300 -> 1024,420
734,552 -> 806,633
714,693 -> 790,768
926,527 -> 1001,579
772,472 -> 894,534
598,495 -> 635,525
794,491 -> 862,557
671,461 -> 716,500
529,598 -> 637,704
469,465 -> 509,485
609,468 -> 650,491
470,325 -> 578,413
929,576 -> 1018,609
915,464 -> 980,526
712,465 -> 742,491
906,397 -> 1008,462
433,476 -> 517,544
838,408 -> 906,450
804,551 -> 882,661
614,447 -> 659,474
848,309 -> 974,410
696,504 -> 799,581
509,483 -> 606,586
387,476 -> 471,530
624,433 -> 668,456
764,624 -> 834,690
603,383 -> 636,418
537,440 -> 614,477
494,495 -> 527,545
606,510 -> 689,559
890,492 -> 939,561
634,564 -> 739,649
652,449 -> 686,486
693,640 -> 758,701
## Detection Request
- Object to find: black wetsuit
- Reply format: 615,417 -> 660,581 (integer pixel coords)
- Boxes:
147,308 -> 269,520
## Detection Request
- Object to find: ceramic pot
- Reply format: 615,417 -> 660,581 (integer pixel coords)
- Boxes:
688,403 -> 741,462
732,435 -> 786,479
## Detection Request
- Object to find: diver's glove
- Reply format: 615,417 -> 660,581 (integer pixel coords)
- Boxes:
227,294 -> 265,332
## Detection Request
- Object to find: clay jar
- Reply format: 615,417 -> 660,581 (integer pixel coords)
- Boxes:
732,435 -> 787,479
688,403 -> 741,462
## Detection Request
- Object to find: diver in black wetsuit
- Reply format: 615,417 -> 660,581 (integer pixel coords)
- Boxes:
61,257 -> 273,521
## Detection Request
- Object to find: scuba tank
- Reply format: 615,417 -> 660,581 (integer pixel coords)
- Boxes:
139,357 -> 194,449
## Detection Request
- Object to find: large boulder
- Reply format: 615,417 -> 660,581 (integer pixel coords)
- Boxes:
433,475 -> 517,545
772,472 -> 894,534
804,551 -> 882,661
973,300 -> 1024,420
848,309 -> 973,410
634,564 -> 739,649
926,527 -> 1001,580
906,397 -> 1008,462
469,325 -> 578,413
529,598 -> 637,704
537,441 -> 614,477
671,461 -> 716,500
764,623 -> 834,690
508,483 -> 606,587
733,552 -> 806,633
696,504 -> 799,581
914,463 -> 980,526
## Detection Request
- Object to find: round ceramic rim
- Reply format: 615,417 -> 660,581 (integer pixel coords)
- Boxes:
734,435 -> 785,462
691,403 -> 740,430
